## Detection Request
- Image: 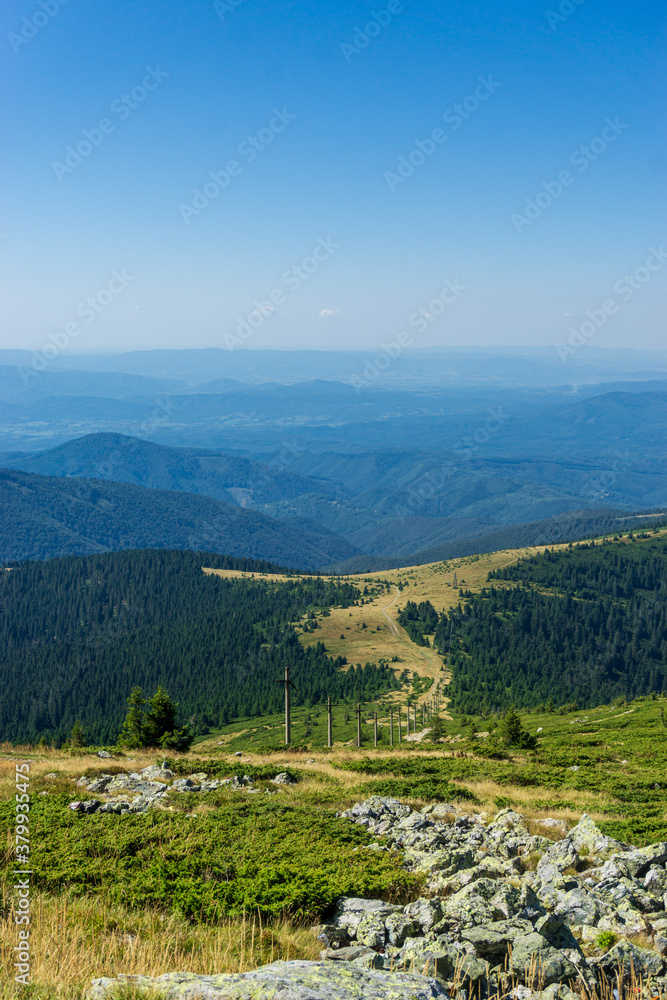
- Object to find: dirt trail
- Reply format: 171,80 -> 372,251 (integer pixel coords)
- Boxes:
381,589 -> 402,637
379,587 -> 451,717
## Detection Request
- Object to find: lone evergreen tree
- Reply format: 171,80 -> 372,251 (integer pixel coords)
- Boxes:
68,720 -> 87,748
143,686 -> 177,747
497,706 -> 537,750
118,685 -> 193,750
119,687 -> 148,748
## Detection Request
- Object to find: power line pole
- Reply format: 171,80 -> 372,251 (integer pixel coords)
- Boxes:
374,712 -> 378,747
390,707 -> 394,746
397,707 -> 402,744
276,664 -> 297,746
356,703 -> 362,748
327,696 -> 333,748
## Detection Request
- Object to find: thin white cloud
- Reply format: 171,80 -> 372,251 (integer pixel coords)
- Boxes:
318,308 -> 341,317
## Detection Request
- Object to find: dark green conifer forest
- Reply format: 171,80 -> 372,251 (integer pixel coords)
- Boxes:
434,537 -> 667,713
0,549 -> 397,745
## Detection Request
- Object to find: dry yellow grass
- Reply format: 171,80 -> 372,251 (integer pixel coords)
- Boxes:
0,890 -> 320,1000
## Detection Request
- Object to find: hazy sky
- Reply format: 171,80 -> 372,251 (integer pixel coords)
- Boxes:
2,0 -> 665,355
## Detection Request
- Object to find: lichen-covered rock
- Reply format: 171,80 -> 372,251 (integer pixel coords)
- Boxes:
403,898 -> 443,934
172,777 -> 201,793
566,815 -> 626,859
271,772 -> 296,785
384,912 -> 420,947
461,919 -> 533,963
332,898 -> 399,938
87,960 -> 450,999
591,939 -> 666,979
510,932 -> 580,986
354,910 -> 387,949
140,763 -> 175,781
105,774 -> 168,797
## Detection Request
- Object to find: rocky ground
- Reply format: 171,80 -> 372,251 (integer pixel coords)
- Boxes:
70,761 -> 295,814
87,794 -> 667,999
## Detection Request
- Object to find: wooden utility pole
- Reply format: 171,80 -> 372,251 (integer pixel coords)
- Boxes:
414,704 -> 417,731
356,703 -> 362,748
374,712 -> 378,747
397,707 -> 402,744
327,696 -> 333,748
390,707 -> 394,746
406,705 -> 410,736
276,664 -> 297,745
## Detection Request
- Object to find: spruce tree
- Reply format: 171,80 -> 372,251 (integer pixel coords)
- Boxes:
143,686 -> 177,747
68,720 -> 87,748
498,707 -> 537,750
119,687 -> 147,748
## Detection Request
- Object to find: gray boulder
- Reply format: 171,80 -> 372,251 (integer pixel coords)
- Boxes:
592,939 -> 666,979
105,774 -> 167,797
271,772 -> 296,785
567,815 -> 626,859
510,932 -> 580,986
355,910 -> 387,949
87,960 -> 450,998
403,898 -> 443,934
384,912 -> 420,947
461,919 -> 533,963
332,898 -> 398,938
538,839 -> 580,874
139,763 -> 175,781
172,778 -> 201,793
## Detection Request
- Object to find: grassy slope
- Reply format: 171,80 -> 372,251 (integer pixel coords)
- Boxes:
4,529 -> 667,998
3,685 -> 667,997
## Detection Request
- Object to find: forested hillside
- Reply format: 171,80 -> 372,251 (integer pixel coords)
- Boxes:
433,535 -> 667,712
0,467 -> 360,569
0,550 -> 398,745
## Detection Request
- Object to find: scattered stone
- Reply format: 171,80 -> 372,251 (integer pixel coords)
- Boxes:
171,778 -> 201,793
139,763 -> 175,781
97,750 -> 114,759
271,772 -> 296,785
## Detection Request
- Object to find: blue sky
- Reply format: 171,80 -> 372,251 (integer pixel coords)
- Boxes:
1,0 -> 665,354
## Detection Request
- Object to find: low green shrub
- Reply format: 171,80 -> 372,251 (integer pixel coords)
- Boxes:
0,795 -> 419,922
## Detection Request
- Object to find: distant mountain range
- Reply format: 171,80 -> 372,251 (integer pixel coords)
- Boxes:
0,466 -> 359,569
1,348 -> 666,569
2,428 -> 666,569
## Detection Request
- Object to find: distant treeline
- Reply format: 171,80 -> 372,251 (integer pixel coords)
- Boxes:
404,536 -> 667,713
0,549 -> 398,745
